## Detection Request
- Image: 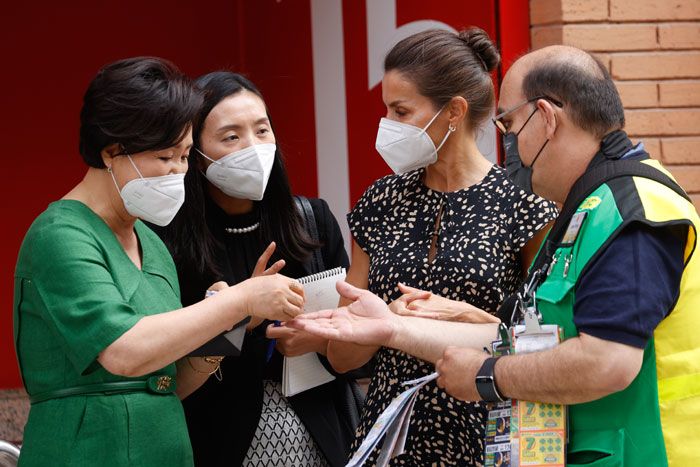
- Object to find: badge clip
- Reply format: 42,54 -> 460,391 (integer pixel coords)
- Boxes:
523,308 -> 543,335
516,292 -> 550,337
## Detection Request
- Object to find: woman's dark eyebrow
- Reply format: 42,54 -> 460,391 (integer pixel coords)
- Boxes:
217,118 -> 270,133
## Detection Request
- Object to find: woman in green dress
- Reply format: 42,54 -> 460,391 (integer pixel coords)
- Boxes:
13,57 -> 304,466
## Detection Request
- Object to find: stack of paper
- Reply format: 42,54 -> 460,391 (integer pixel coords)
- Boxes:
347,372 -> 438,467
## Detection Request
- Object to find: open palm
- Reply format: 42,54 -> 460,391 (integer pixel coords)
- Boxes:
288,281 -> 397,346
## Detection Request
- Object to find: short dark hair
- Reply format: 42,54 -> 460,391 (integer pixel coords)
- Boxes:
160,71 -> 318,279
79,56 -> 203,167
384,27 -> 500,128
521,56 -> 625,138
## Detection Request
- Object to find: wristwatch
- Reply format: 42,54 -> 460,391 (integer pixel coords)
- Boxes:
475,356 -> 505,402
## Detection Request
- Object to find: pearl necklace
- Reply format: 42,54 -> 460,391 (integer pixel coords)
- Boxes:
224,222 -> 260,234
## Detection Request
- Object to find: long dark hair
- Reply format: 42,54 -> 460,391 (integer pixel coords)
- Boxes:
162,71 -> 317,279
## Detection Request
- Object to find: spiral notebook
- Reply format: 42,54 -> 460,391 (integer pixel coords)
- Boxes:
282,267 -> 346,397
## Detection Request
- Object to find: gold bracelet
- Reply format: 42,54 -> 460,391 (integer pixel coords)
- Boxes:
186,356 -> 224,381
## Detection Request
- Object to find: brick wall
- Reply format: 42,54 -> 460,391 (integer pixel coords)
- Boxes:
530,0 -> 700,210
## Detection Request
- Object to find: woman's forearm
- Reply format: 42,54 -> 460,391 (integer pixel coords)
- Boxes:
98,287 -> 247,377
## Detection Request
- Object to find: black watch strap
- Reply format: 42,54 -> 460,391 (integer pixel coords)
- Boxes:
475,356 -> 505,402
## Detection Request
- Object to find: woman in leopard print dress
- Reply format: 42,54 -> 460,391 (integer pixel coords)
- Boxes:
326,28 -> 557,466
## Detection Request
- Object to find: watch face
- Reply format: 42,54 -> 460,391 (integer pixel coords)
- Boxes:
475,375 -> 501,402
476,376 -> 494,384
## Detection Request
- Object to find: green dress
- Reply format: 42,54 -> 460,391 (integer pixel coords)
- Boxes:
13,200 -> 193,466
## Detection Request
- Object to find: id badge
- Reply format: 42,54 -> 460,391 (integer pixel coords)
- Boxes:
560,211 -> 587,247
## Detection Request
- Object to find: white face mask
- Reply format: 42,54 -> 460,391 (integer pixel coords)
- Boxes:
109,156 -> 186,227
375,107 -> 452,174
197,143 -> 276,201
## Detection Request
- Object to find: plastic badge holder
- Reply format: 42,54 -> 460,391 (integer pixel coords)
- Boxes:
511,310 -> 566,467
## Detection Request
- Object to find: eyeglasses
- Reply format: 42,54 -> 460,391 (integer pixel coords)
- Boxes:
492,95 -> 563,136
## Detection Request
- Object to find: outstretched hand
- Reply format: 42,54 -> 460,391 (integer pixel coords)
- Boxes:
287,281 -> 398,347
266,324 -> 328,357
391,283 -> 500,324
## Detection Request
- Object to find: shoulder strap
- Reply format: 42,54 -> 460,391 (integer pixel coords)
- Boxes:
294,195 -> 325,273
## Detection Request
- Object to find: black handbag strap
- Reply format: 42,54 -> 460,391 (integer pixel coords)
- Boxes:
294,195 -> 325,273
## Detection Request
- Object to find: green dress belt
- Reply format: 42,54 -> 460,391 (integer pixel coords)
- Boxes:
29,375 -> 176,404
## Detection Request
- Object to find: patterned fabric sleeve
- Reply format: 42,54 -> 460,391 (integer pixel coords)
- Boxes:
508,187 -> 559,250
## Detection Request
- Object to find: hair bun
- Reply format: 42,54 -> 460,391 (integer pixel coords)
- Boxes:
458,27 -> 500,72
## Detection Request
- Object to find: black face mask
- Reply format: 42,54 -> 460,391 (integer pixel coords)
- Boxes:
504,133 -> 531,192
503,131 -> 549,193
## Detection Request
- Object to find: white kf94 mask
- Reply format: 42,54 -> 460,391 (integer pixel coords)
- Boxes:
375,107 -> 452,174
109,155 -> 185,227
197,143 -> 276,201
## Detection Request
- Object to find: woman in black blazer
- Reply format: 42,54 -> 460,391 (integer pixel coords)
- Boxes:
155,71 -> 361,467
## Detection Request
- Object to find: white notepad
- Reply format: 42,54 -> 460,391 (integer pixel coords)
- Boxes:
282,267 -> 346,397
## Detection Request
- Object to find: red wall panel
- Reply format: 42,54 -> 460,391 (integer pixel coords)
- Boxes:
0,1 -> 529,389
235,0 -> 319,198
0,0 -> 245,388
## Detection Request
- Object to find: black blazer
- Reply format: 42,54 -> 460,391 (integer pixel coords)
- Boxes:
155,197 -> 359,467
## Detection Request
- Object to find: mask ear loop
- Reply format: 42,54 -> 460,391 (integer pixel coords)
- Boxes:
125,154 -> 146,179
421,104 -> 455,156
107,153 -> 144,194
193,148 -> 216,179
528,139 -> 549,169
419,104 -> 448,134
195,147 -> 218,165
515,105 -> 550,169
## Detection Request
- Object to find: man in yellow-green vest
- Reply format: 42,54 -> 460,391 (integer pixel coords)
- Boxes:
435,45 -> 700,465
